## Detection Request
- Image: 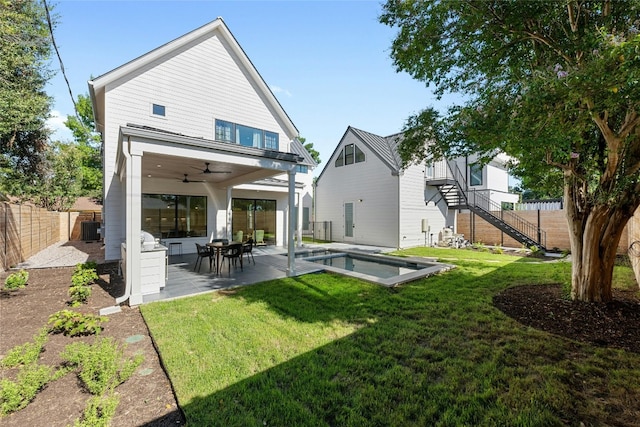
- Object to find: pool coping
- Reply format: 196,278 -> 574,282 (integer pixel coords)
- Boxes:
301,249 -> 456,287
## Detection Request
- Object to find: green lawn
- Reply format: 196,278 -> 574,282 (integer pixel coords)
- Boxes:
141,248 -> 640,426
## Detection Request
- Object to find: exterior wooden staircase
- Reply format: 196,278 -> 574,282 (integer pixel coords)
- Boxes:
426,161 -> 547,250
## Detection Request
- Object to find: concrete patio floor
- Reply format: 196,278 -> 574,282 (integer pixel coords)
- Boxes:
143,248 -> 315,303
142,243 -> 395,303
142,243 -> 397,303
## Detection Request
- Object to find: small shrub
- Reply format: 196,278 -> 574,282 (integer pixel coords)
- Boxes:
76,261 -> 98,271
0,328 -> 49,368
72,393 -> 120,427
68,284 -> 92,307
48,310 -> 107,337
71,266 -> 99,288
472,241 -> 489,252
60,337 -> 143,395
493,246 -> 504,255
529,245 -> 544,258
0,363 -> 53,416
4,270 -> 28,290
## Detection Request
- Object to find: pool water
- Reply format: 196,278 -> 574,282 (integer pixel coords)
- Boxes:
308,253 -> 422,279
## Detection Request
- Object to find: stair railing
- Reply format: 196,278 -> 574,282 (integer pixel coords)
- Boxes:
446,160 -> 546,248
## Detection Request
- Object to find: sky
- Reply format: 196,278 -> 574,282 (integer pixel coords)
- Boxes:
46,0 -> 464,175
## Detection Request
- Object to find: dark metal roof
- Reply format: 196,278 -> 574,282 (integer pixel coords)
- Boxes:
349,127 -> 403,173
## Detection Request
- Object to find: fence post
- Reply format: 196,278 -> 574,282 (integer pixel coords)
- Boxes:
537,209 -> 542,246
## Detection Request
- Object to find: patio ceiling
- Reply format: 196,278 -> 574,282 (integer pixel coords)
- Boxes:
121,124 -> 304,189
141,152 -> 279,188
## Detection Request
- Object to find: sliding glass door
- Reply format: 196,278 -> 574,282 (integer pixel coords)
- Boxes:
232,198 -> 276,244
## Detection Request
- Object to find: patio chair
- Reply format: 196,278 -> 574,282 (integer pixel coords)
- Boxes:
242,238 -> 255,264
194,243 -> 214,273
222,242 -> 243,275
255,229 -> 265,246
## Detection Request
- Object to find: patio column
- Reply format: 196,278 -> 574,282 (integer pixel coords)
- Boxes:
125,147 -> 143,305
297,192 -> 303,248
287,169 -> 296,276
226,187 -> 232,241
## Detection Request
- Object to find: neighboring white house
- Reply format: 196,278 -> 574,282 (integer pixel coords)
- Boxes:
315,126 -> 520,249
89,18 -> 316,305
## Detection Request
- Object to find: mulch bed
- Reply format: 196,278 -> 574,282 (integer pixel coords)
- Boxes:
0,264 -> 185,427
494,284 -> 640,354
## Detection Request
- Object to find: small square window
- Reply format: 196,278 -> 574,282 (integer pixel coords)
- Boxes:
152,104 -> 166,117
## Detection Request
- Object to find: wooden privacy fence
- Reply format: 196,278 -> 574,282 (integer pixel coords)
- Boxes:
1,202 -> 61,270
0,201 -> 102,270
458,209 -> 630,254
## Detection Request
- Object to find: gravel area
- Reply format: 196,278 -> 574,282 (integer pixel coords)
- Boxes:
13,240 -> 106,269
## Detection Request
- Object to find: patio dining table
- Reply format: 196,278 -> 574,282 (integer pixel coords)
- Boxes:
206,241 -> 241,274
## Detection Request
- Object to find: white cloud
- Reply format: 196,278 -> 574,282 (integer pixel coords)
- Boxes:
270,85 -> 292,97
46,110 -> 73,142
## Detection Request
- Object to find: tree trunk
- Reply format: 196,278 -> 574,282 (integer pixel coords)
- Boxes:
565,189 -> 633,302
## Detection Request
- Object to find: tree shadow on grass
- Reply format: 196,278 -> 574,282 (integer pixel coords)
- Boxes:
149,257 -> 640,426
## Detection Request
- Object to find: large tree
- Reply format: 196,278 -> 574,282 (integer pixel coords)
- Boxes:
0,0 -> 55,202
299,136 -> 322,165
0,0 -> 52,152
65,93 -> 103,199
380,0 -> 640,302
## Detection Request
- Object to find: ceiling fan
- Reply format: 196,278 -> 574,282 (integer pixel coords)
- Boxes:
180,174 -> 205,183
190,162 -> 231,174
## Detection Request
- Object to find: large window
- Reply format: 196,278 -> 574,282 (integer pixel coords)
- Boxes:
214,119 -> 279,150
470,164 -> 483,186
335,143 -> 365,167
142,194 -> 207,238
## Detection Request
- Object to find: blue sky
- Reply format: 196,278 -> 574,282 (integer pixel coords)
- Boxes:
46,0 -> 463,173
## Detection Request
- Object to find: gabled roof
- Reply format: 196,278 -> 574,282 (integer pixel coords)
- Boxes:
88,18 -> 298,138
289,138 -> 318,168
316,126 -> 404,183
349,127 -> 403,172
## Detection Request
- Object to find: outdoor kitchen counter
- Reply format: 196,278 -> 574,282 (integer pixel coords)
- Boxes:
121,243 -> 168,295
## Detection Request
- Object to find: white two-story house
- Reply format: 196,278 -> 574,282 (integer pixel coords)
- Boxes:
89,18 -> 316,305
315,126 -> 522,249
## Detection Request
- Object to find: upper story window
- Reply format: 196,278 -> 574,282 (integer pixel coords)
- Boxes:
335,143 -> 365,167
152,103 -> 166,117
470,163 -> 483,186
215,120 -> 235,142
296,164 -> 308,173
237,124 -> 262,147
265,131 -> 278,150
214,119 -> 279,150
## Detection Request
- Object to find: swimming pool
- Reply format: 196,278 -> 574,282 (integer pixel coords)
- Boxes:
296,249 -> 454,287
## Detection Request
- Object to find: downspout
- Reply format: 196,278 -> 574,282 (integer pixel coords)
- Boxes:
114,137 -> 132,306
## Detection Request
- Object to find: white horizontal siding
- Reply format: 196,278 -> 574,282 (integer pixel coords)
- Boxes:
315,131 -> 398,247
102,29 -> 296,255
398,164 -> 450,248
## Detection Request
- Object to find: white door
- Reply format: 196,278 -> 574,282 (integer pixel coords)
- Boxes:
344,201 -> 354,241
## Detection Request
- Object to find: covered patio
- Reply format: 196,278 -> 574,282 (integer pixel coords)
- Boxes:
115,124 -> 306,306
143,245 -> 324,303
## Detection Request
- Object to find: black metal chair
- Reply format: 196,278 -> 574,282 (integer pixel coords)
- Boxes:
222,242 -> 243,275
194,243 -> 214,273
242,238 -> 255,264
